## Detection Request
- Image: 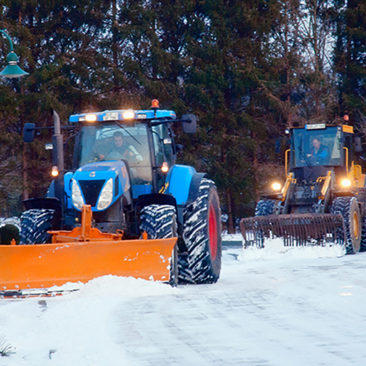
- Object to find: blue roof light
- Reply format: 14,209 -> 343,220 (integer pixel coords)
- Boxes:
69,109 -> 176,123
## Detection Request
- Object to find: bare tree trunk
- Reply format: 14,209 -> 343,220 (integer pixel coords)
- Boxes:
226,188 -> 235,234
23,143 -> 29,200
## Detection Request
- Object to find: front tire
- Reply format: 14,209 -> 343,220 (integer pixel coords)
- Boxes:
20,209 -> 55,244
255,199 -> 275,216
331,197 -> 361,254
139,204 -> 178,286
179,178 -> 222,284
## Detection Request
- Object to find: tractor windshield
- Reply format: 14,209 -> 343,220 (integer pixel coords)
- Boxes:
291,126 -> 342,168
76,122 -> 152,184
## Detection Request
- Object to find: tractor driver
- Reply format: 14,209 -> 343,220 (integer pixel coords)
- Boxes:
98,131 -> 143,163
306,137 -> 329,165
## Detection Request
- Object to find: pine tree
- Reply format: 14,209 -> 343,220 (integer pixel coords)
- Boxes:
334,0 -> 366,126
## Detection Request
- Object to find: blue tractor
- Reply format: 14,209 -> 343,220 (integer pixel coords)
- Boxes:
22,101 -> 222,285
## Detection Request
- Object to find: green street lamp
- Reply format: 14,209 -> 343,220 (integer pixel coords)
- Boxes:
0,29 -> 28,78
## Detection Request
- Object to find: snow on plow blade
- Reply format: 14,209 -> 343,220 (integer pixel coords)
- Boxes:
0,237 -> 176,293
240,213 -> 346,247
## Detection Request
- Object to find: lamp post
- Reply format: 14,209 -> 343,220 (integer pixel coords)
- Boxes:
0,29 -> 28,78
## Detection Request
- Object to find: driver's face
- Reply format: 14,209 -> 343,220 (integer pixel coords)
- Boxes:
114,135 -> 123,147
312,139 -> 320,150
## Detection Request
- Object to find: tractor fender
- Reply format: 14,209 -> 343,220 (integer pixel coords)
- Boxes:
63,172 -> 74,209
166,165 -> 206,206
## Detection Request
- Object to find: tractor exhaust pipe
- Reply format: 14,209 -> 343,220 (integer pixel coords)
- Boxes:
52,110 -> 64,225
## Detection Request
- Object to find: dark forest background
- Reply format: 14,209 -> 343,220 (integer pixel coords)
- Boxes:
0,0 -> 364,232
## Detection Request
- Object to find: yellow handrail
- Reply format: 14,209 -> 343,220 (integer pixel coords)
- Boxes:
320,171 -> 332,199
343,147 -> 349,173
285,149 -> 290,175
280,172 -> 296,202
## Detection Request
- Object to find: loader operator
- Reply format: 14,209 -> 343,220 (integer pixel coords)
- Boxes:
98,131 -> 143,163
306,137 -> 329,165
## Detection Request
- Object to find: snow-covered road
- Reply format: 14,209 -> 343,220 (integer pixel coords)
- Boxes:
1,240 -> 366,366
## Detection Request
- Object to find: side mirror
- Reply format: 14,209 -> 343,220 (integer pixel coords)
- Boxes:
355,136 -> 363,153
23,123 -> 35,143
182,114 -> 197,134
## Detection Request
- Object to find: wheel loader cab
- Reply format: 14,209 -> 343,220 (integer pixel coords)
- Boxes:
289,125 -> 351,181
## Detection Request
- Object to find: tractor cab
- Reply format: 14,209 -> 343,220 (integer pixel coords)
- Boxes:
70,109 -> 177,203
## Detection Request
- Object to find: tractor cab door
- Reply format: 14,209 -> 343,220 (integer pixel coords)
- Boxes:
151,123 -> 176,190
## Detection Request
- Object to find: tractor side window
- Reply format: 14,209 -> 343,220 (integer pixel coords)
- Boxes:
152,125 -> 164,166
151,124 -> 174,167
162,125 -> 174,166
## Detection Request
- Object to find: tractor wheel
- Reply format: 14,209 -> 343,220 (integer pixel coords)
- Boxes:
255,199 -> 275,216
139,204 -> 178,286
179,178 -> 222,284
20,209 -> 55,244
331,197 -> 361,254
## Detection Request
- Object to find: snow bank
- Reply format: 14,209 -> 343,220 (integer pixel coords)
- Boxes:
240,238 -> 346,261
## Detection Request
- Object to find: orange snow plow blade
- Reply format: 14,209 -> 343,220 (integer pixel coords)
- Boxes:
0,205 -> 177,293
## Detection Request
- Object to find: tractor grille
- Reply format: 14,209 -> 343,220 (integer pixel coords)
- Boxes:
78,180 -> 105,207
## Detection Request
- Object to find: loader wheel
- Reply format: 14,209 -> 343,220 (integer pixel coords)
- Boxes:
139,204 -> 178,286
255,199 -> 275,216
253,199 -> 276,248
179,178 -> 222,284
331,197 -> 361,254
20,209 -> 55,244
361,216 -> 366,252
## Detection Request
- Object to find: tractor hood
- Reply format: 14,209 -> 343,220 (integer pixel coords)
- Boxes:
71,160 -> 130,212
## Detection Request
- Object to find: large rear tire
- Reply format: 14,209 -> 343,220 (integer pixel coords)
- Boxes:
179,178 -> 222,284
331,197 -> 361,254
139,204 -> 178,286
20,209 -> 55,244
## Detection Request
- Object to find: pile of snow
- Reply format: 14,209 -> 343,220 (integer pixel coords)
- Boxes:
240,237 -> 346,261
221,231 -> 243,243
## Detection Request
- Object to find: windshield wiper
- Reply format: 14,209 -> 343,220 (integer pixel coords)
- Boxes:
113,121 -> 141,145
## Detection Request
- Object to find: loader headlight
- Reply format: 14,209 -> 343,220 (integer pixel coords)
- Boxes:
72,179 -> 85,210
97,178 -> 114,210
271,181 -> 282,191
340,178 -> 352,188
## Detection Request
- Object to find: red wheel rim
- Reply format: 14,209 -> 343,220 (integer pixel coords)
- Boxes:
208,204 -> 218,260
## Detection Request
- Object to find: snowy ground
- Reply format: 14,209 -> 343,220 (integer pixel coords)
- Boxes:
1,237 -> 366,366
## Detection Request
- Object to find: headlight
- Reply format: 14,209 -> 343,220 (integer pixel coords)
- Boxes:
271,181 -> 282,191
97,178 -> 114,210
340,178 -> 351,188
122,110 -> 135,120
72,179 -> 85,210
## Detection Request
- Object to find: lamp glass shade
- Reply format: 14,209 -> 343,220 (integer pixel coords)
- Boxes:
0,63 -> 29,78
